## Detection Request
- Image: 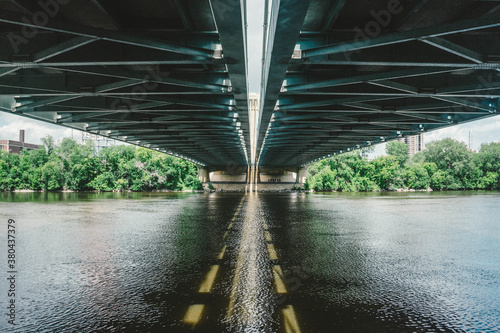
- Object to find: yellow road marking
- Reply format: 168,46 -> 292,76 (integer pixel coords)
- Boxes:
263,223 -> 269,230
283,305 -> 301,333
265,231 -> 272,242
227,196 -> 260,324
223,231 -> 229,240
184,197 -> 246,326
273,265 -> 287,294
199,265 -> 220,293
183,304 -> 204,328
267,243 -> 278,260
217,245 -> 227,260
233,198 -> 244,217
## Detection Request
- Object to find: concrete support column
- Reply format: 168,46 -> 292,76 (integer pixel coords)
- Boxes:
198,167 -> 210,183
295,166 -> 309,184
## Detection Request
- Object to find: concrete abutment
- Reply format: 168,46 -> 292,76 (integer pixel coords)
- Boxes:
199,165 -> 309,191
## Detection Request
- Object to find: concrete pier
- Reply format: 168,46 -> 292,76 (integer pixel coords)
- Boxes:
200,166 -> 308,191
198,167 -> 210,183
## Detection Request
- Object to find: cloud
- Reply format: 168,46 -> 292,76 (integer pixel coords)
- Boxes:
424,115 -> 500,150
366,115 -> 500,158
371,142 -> 387,158
0,112 -> 80,144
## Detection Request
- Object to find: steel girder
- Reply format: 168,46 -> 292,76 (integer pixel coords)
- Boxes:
0,0 -> 249,167
258,0 -> 500,167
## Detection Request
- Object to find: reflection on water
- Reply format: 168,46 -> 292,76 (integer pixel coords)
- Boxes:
226,193 -> 274,332
0,191 -> 499,332
264,191 -> 500,332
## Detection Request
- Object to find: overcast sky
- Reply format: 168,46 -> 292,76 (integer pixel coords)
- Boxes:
1,0 -> 499,155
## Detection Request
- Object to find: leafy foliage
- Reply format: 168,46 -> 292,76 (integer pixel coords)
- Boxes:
2,136 -> 499,193
305,152 -> 379,192
0,136 -> 203,192
385,140 -> 409,167
306,138 -> 500,191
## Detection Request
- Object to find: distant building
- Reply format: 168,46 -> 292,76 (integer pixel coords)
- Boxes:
80,132 -> 115,153
0,130 -> 40,154
398,133 -> 424,156
249,93 -> 260,163
249,92 -> 259,112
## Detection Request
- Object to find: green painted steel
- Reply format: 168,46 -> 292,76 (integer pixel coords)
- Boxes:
257,0 -> 500,167
2,0 -> 500,169
0,0 -> 249,167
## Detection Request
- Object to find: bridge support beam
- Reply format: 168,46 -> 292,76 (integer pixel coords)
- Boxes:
198,167 -> 210,183
296,166 -> 309,185
258,167 -> 296,183
253,166 -> 301,190
200,166 -> 308,191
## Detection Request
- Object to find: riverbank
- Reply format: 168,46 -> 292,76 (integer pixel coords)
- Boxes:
7,189 -> 205,193
5,187 -> 499,194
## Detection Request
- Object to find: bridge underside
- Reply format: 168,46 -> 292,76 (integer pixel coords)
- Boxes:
0,0 -> 249,167
258,0 -> 500,167
2,1 -> 500,170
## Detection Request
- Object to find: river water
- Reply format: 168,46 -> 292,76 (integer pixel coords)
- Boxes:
0,191 -> 499,332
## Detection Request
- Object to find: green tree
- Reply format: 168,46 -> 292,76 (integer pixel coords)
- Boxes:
430,169 -> 446,190
371,155 -> 401,190
0,158 -> 10,190
479,171 -> 499,190
475,142 -> 500,189
318,167 -> 338,191
305,152 -> 378,192
405,163 -> 430,189
386,140 -> 409,167
89,171 -> 115,191
478,142 -> 500,171
41,135 -> 56,155
41,160 -> 64,190
184,175 -> 204,190
51,138 -> 97,190
423,138 -> 478,189
424,138 -> 470,170
0,138 -> 203,192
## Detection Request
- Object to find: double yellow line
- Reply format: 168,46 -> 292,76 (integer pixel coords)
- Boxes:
183,197 -> 244,329
264,223 -> 301,333
184,197 -> 301,332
